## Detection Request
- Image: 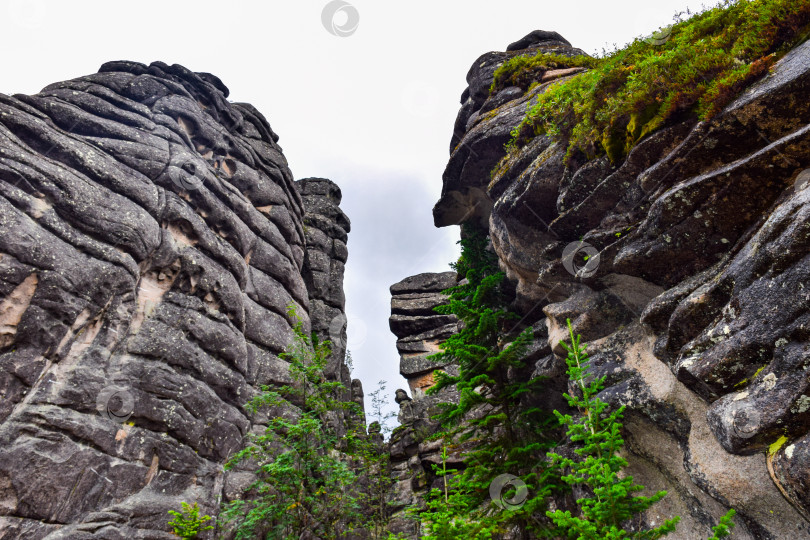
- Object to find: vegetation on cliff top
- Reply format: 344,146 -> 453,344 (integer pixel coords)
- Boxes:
500,0 -> 810,163
490,53 -> 600,94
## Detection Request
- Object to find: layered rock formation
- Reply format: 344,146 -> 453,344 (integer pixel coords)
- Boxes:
395,30 -> 810,539
389,271 -> 458,400
4,25 -> 810,540
297,177 -> 358,430
0,61 -> 356,539
385,272 -> 460,535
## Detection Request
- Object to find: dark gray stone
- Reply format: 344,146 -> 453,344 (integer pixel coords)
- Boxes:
0,61 -> 354,538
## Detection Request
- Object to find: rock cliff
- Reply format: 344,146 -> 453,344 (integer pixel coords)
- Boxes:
391,30 -> 810,539
3,20 -> 810,540
386,272 -> 460,535
0,61 -> 356,539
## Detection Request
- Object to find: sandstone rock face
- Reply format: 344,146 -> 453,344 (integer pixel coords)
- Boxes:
297,177 -> 358,428
0,61 -> 355,539
423,31 -> 810,538
434,32 -> 587,228
386,272 -> 460,536
389,271 -> 459,400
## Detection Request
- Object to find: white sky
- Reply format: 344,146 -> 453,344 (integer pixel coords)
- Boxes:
0,0 -> 704,425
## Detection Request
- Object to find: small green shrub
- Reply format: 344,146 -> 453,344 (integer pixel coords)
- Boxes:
550,320 -> 739,539
708,508 -> 737,539
415,447 -> 500,539
220,307 -> 364,539
167,502 -> 214,539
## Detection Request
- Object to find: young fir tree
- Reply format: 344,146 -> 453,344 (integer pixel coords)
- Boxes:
414,446 -> 500,539
550,319 -> 738,539
425,223 -> 559,536
167,502 -> 214,539
707,509 -> 736,540
220,308 -> 363,539
547,319 -> 680,539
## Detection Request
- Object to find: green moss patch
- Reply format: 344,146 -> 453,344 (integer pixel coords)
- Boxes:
490,52 -> 600,94
504,0 -> 810,164
769,435 -> 789,455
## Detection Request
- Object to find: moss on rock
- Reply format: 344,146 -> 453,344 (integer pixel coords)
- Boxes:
502,0 -> 810,165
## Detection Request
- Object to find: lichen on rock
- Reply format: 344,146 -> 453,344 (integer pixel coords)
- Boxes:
0,61 -> 358,539
407,16 -> 810,539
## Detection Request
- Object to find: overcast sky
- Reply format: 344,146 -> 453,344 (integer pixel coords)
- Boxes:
0,0 -> 703,426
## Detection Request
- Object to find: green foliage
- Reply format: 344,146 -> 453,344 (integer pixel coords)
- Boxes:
415,447 -> 501,539
167,502 -> 213,539
425,223 -> 560,535
491,53 -> 601,94
356,443 -> 394,537
503,0 -> 810,163
220,307 -> 364,539
548,319 -> 680,539
708,508 -> 737,540
418,486 -> 500,539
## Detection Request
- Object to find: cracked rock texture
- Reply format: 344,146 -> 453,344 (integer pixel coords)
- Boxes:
397,30 -> 810,539
386,271 -> 461,537
389,271 -> 459,400
0,61 -> 356,539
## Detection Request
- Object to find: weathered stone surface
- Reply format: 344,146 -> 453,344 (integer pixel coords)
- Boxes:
297,177 -> 353,385
418,30 -> 810,538
436,33 -> 588,228
506,29 -> 573,52
389,271 -> 458,398
389,271 -> 456,295
384,272 -> 462,534
0,62 -> 354,538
